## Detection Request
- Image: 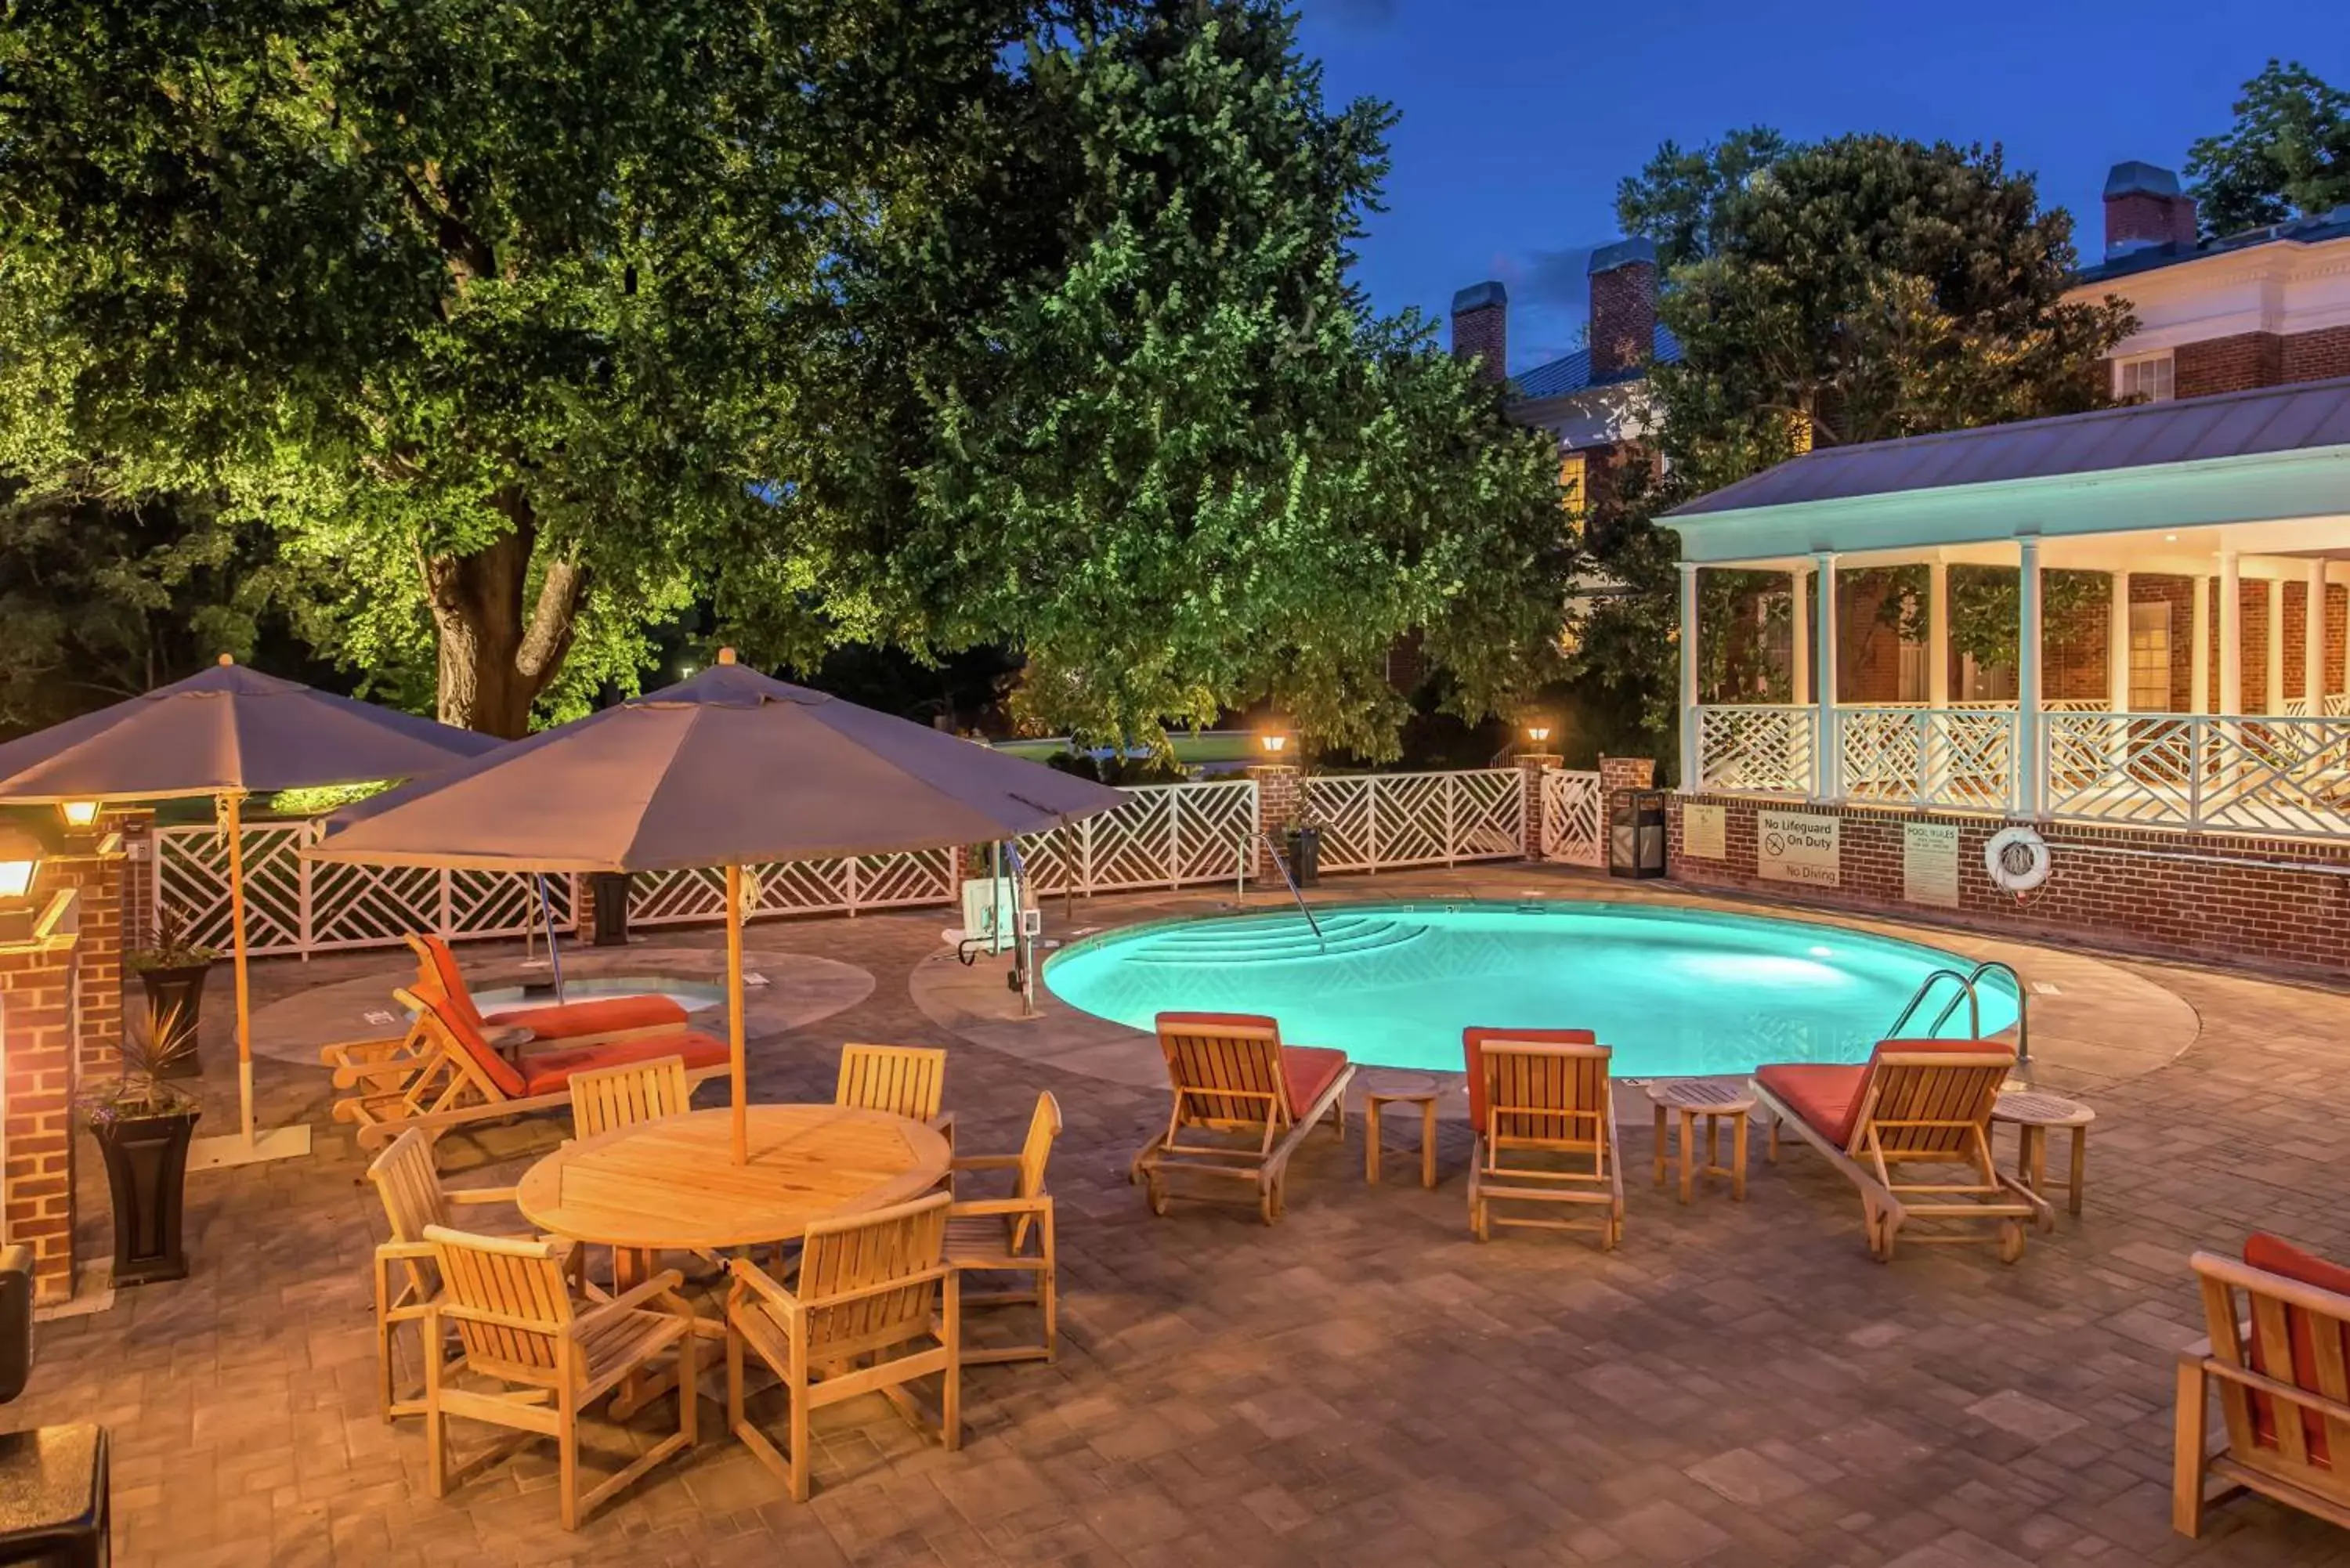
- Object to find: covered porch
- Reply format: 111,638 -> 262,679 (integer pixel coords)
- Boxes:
1665,380 -> 2350,839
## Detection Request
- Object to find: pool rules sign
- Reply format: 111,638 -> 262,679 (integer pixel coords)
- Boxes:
1903,820 -> 1961,908
1755,810 -> 1839,887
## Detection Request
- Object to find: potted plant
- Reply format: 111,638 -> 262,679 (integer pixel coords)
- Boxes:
1282,810 -> 1321,888
82,1000 -> 201,1286
125,904 -> 218,1078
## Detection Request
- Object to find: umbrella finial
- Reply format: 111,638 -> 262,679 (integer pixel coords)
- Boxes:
717,647 -> 737,666
216,652 -> 235,666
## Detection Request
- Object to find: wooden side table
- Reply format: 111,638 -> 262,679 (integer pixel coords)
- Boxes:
1991,1090 -> 2094,1216
1647,1080 -> 1755,1203
1364,1089 -> 1440,1189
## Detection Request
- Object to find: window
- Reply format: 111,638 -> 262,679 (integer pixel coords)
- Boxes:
2129,601 -> 2172,710
1557,452 -> 1587,517
2114,352 -> 2175,403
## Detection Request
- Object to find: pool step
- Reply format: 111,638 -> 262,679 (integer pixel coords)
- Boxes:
1126,919 -> 1430,966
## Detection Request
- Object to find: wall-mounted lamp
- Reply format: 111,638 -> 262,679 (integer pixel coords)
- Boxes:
0,823 -> 45,942
59,800 -> 100,831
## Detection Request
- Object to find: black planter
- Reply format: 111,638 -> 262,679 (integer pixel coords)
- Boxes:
1282,827 -> 1321,887
92,1109 -> 198,1286
136,963 -> 212,1078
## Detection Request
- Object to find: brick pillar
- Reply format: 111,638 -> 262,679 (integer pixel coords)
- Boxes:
103,807 -> 154,952
0,888 -> 84,1303
1598,756 -> 1658,862
1514,753 -> 1560,858
47,834 -> 125,1078
1247,764 -> 1302,882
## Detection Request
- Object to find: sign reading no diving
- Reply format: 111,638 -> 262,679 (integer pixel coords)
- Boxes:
1755,809 -> 1839,887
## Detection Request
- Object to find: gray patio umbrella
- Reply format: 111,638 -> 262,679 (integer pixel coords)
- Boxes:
0,656 -> 502,1162
309,649 -> 1126,1162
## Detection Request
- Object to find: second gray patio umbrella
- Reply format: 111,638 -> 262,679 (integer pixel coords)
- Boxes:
0,656 -> 503,1163
309,649 -> 1126,1161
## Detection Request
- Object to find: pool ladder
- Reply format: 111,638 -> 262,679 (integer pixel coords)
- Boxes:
1884,960 -> 2029,1065
1238,829 -> 1326,952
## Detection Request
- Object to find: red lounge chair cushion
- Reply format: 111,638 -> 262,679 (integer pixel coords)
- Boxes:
1462,1028 -> 1598,1133
1755,1063 -> 1869,1148
1280,1047 -> 1349,1122
2243,1232 -> 2350,1467
486,995 -> 689,1039
519,1031 -> 731,1098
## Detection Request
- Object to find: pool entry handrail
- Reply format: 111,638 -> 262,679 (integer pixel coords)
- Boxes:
1884,959 -> 2030,1065
1246,829 -> 1325,951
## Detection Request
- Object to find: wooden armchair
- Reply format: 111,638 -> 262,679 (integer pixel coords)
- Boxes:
2176,1238 -> 2350,1536
724,1193 -> 960,1501
569,1053 -> 696,1140
1463,1029 -> 1622,1248
947,1092 -> 1061,1365
364,1128 -> 577,1422
837,1042 -> 955,1141
420,1226 -> 698,1531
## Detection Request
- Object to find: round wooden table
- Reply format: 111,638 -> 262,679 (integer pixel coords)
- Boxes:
1990,1089 -> 2095,1217
1647,1079 -> 1755,1203
517,1104 -> 953,1253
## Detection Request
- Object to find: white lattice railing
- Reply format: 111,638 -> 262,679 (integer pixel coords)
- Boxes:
1541,770 -> 1603,866
2043,713 -> 2350,837
1302,770 -> 1527,872
156,820 -> 574,957
1016,779 -> 1256,896
1696,706 -> 1816,794
629,851 -> 956,927
1837,706 -> 2017,811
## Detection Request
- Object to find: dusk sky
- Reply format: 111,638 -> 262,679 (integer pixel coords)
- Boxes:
1293,1 -> 2350,375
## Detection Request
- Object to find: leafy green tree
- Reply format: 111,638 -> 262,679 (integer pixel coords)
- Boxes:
1567,133 -> 2134,757
2187,61 -> 2350,237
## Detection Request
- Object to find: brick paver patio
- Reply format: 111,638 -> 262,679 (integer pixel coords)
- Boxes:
24,869 -> 2350,1566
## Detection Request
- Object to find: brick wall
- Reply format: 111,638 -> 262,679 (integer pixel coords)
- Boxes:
1670,793 -> 2350,978
2240,581 -> 2270,712
1250,764 -> 1303,881
1450,295 -> 1506,385
0,904 -> 82,1303
1588,260 -> 1657,380
2043,587 -> 2111,703
46,843 -> 124,1078
2283,325 -> 2350,385
106,807 -> 154,951
2175,332 -> 2284,399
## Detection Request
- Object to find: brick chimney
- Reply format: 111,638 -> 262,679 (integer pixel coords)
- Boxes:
1586,237 -> 1657,381
2104,161 -> 2198,257
1451,280 -> 1507,384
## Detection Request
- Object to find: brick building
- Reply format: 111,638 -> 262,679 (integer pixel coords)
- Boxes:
2070,159 -> 2350,403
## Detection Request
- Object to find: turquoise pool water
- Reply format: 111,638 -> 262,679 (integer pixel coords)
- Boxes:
1043,901 -> 2019,1077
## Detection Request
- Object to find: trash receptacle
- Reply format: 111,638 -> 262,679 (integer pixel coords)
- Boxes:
1608,790 -> 1668,880
588,872 -> 634,946
1282,828 -> 1321,888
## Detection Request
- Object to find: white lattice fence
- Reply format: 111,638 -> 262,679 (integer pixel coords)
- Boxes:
628,850 -> 956,927
1018,780 -> 1256,896
1695,706 -> 1814,793
154,821 -> 571,956
1541,770 -> 1603,865
1301,770 -> 1526,872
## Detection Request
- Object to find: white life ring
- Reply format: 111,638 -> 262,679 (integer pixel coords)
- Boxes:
1983,826 -> 2051,894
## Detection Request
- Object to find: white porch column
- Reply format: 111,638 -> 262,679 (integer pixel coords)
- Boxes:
1677,562 -> 1700,793
2308,559 -> 2329,717
2017,538 -> 2043,816
2191,574 -> 2211,714
2267,576 -> 2287,714
1789,564 -> 1811,706
1926,561 -> 1950,709
2108,571 -> 2131,714
2218,549 -> 2241,714
1813,551 -> 1838,801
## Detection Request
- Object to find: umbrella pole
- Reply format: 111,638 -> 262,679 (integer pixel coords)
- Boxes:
226,790 -> 256,1148
727,862 -> 747,1165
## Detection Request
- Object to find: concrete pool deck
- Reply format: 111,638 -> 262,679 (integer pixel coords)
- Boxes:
26,860 -> 2350,1566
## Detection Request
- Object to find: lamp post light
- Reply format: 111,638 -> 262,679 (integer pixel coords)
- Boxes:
1526,722 -> 1553,746
1258,729 -> 1291,759
0,822 -> 46,943
59,800 -> 100,832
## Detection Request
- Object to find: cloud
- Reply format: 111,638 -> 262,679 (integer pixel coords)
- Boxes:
1516,246 -> 1594,309
1319,0 -> 1397,27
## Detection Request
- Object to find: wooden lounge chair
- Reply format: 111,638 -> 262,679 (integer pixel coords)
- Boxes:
1750,1039 -> 2052,1262
420,1225 -> 697,1531
724,1193 -> 960,1501
946,1091 -> 1061,1365
334,986 -> 729,1149
2175,1236 -> 2350,1536
363,1129 -> 581,1422
1463,1028 -> 1622,1247
1129,1012 -> 1352,1224
836,1042 -> 955,1140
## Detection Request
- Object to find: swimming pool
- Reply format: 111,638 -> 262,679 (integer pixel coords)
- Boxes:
1043,901 -> 2019,1077
473,975 -> 726,1014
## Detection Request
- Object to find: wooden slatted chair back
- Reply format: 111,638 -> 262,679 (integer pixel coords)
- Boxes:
2193,1251 -> 2350,1507
569,1054 -> 693,1140
399,985 -> 527,1101
1476,1038 -> 1612,1150
1003,1092 -> 1063,1252
1849,1050 -> 2011,1159
424,1226 -> 575,1380
367,1129 -> 452,1299
407,933 -> 493,1034
794,1193 -> 953,1360
837,1044 -> 948,1122
1155,1015 -> 1289,1128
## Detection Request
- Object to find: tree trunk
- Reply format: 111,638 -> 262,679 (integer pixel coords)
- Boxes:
419,492 -> 590,738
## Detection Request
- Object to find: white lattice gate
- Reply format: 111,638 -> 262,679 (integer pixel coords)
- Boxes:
1540,770 -> 1603,865
1300,770 -> 1526,872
